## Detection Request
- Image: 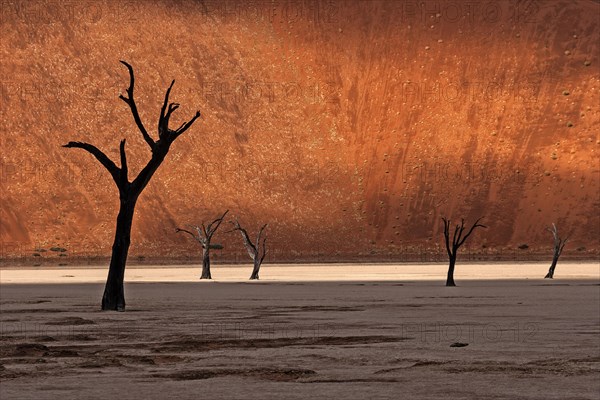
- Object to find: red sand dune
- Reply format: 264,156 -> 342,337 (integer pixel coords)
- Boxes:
0,0 -> 598,263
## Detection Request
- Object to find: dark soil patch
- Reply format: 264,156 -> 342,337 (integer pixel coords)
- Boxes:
154,335 -> 407,353
156,367 -> 316,382
46,317 -> 95,326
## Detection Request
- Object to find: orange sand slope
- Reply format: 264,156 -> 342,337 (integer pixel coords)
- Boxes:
1,0 -> 599,260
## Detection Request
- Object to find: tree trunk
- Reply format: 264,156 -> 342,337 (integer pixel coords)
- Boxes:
200,247 -> 211,279
249,258 -> 260,280
544,253 -> 559,279
446,256 -> 456,287
101,197 -> 136,311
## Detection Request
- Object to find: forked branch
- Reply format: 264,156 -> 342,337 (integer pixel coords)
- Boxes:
157,78 -> 201,140
173,111 -> 202,139
175,227 -> 201,243
441,216 -> 486,287
229,221 -> 268,261
229,220 -> 257,258
441,217 -> 487,256
260,233 -> 268,263
458,217 -> 486,247
118,60 -> 154,150
176,211 -> 229,249
206,210 -> 229,239
547,223 -> 569,256
229,219 -> 268,279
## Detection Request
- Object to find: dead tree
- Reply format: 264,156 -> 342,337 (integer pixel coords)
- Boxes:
441,217 -> 486,286
229,220 -> 267,280
176,210 -> 229,279
544,223 -> 568,279
63,61 -> 201,311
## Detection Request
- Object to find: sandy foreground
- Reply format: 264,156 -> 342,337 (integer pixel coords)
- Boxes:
1,263 -> 599,399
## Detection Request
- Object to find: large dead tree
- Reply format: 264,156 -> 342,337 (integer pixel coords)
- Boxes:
63,61 -> 201,311
544,223 -> 568,279
441,217 -> 486,286
229,220 -> 267,280
176,210 -> 229,279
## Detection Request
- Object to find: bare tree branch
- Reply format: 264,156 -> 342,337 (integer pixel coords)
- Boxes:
228,219 -> 268,280
442,218 -> 452,256
118,60 -> 154,150
441,216 -> 486,286
192,225 -> 205,242
159,80 -> 176,136
206,210 -> 229,238
175,227 -> 201,244
452,222 -> 461,249
154,79 -> 201,142
63,141 -> 120,184
457,217 -> 487,247
230,220 -> 257,258
165,103 -> 180,126
559,241 -> 567,255
256,223 -> 268,248
260,237 -> 267,264
177,212 -> 228,279
174,111 -> 202,138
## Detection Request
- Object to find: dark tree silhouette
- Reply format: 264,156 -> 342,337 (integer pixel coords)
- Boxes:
229,220 -> 267,280
544,223 -> 568,279
441,217 -> 486,286
176,210 -> 229,279
63,61 -> 201,311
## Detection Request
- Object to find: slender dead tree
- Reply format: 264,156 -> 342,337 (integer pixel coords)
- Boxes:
544,223 -> 568,279
176,210 -> 229,279
63,61 -> 201,311
441,217 -> 486,286
229,220 -> 267,280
